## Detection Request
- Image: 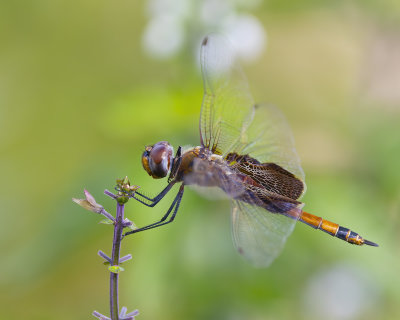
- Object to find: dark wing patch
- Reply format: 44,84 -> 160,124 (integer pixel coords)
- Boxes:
234,161 -> 305,201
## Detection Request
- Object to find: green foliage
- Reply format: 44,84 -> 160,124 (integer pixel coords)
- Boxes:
108,266 -> 125,274
1,1 -> 399,320
99,219 -> 114,225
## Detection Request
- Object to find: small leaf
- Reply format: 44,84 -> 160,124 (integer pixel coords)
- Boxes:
122,176 -> 130,185
109,265 -> 124,274
123,218 -> 137,230
99,219 -> 114,225
128,222 -> 138,231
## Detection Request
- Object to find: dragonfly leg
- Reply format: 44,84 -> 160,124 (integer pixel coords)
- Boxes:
131,181 -> 176,207
124,185 -> 185,237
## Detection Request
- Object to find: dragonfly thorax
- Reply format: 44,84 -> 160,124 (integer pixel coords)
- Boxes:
191,146 -> 224,163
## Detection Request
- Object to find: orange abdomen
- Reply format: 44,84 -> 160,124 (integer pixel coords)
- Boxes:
298,211 -> 378,246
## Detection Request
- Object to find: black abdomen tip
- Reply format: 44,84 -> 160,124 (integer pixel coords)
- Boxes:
364,239 -> 379,247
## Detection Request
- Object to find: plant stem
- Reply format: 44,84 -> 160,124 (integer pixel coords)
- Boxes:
110,202 -> 124,320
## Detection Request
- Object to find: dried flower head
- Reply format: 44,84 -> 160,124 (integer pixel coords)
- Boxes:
116,176 -> 140,195
73,189 -> 104,214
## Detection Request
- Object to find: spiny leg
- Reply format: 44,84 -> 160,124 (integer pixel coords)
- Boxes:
125,185 -> 184,236
131,181 -> 176,207
124,185 -> 185,237
135,186 -> 183,232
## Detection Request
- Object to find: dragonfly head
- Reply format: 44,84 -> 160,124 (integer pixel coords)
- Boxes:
142,141 -> 174,179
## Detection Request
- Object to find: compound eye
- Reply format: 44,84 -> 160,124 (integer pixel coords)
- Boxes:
142,147 -> 153,177
142,142 -> 174,179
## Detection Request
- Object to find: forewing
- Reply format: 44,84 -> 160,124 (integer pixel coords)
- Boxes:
230,104 -> 306,198
235,162 -> 305,201
199,34 -> 255,154
231,200 -> 297,268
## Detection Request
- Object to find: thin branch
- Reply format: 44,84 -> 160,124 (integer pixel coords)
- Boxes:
98,250 -> 112,263
104,189 -> 117,199
119,254 -> 132,264
110,202 -> 125,319
93,311 -> 110,320
100,208 -> 116,222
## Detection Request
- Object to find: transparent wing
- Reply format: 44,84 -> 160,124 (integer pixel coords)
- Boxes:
229,104 -> 306,197
199,35 -> 306,266
199,34 -> 255,155
199,35 -> 305,195
231,199 -> 301,268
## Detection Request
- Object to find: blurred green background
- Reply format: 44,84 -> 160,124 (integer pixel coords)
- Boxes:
1,1 -> 400,319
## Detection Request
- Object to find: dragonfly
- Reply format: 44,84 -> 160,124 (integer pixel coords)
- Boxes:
124,34 -> 378,267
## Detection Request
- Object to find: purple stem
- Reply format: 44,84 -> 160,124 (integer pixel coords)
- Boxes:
110,202 -> 125,320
